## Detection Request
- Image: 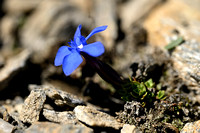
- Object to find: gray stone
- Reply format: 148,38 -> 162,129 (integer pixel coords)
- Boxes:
10,112 -> 25,131
43,109 -> 80,125
19,89 -> 46,123
121,124 -> 142,133
0,118 -> 14,133
0,105 -> 25,131
0,50 -> 31,91
172,40 -> 200,90
25,122 -> 93,133
29,84 -> 85,108
74,106 -> 123,130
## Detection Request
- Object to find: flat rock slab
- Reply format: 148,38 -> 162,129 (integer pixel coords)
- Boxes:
74,106 -> 123,130
0,118 -> 14,133
25,122 -> 93,133
20,89 -> 46,123
29,84 -> 85,107
172,41 -> 200,90
121,124 -> 140,133
43,109 -> 80,125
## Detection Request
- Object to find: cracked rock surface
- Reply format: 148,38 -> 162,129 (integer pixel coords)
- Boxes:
74,106 -> 123,130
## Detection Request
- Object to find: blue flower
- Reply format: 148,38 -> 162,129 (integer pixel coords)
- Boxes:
54,24 -> 107,76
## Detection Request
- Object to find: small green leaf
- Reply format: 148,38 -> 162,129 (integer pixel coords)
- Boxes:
156,83 -> 162,90
138,83 -> 146,96
145,79 -> 155,88
165,37 -> 184,50
156,90 -> 165,100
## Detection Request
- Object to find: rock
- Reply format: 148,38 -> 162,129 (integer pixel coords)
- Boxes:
143,0 -> 200,90
43,109 -> 80,125
0,105 -> 25,131
181,120 -> 200,133
0,106 -> 10,122
20,89 -> 46,123
121,124 -> 141,133
74,106 -> 123,130
94,0 -> 117,50
181,122 -> 194,133
25,122 -> 93,133
0,118 -> 14,133
172,41 -> 200,90
129,54 -> 166,82
117,101 -> 146,124
0,50 -> 31,91
10,111 -> 25,131
115,42 -> 167,78
143,0 -> 200,47
20,0 -> 90,63
3,96 -> 24,116
119,0 -> 163,32
13,104 -> 23,115
29,84 -> 85,108
2,0 -> 42,14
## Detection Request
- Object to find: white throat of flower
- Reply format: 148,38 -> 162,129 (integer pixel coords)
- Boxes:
78,44 -> 83,49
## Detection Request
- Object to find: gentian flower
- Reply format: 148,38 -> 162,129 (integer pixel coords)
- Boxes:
54,24 -> 107,76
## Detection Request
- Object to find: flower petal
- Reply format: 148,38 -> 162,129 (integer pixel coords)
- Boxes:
81,42 -> 105,57
80,36 -> 87,45
62,51 -> 83,76
68,40 -> 76,47
85,25 -> 108,40
54,46 -> 71,66
75,37 -> 82,46
74,25 -> 82,43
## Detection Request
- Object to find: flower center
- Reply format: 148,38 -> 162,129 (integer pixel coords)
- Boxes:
78,44 -> 83,49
